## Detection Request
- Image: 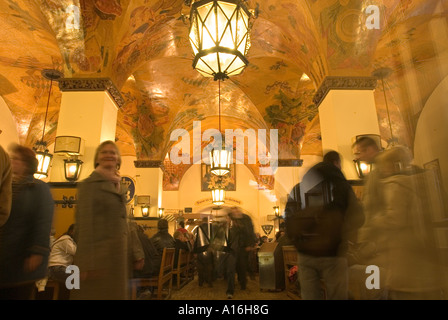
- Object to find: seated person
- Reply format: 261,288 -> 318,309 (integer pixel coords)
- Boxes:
133,225 -> 161,278
174,230 -> 191,268
47,224 -> 77,299
151,219 -> 176,256
134,219 -> 175,279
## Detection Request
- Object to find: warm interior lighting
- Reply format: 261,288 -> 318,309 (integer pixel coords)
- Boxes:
189,0 -> 254,80
352,134 -> 381,179
141,205 -> 150,217
353,159 -> 373,179
300,73 -> 310,81
34,142 -> 53,180
210,148 -> 231,176
273,206 -> 279,216
209,79 -> 231,176
158,208 -> 164,218
33,69 -> 63,179
64,157 -> 83,181
211,187 -> 225,205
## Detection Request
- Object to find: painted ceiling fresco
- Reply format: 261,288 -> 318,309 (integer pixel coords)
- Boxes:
0,0 -> 447,190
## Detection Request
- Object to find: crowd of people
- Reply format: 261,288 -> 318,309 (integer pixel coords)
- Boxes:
0,137 -> 446,300
284,137 -> 446,300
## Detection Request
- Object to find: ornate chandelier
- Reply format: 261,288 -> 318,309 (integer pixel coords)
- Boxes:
189,0 -> 254,80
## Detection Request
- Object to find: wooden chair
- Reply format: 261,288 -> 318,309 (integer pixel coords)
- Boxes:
33,279 -> 60,300
282,245 -> 301,300
172,249 -> 190,289
187,251 -> 196,280
130,247 -> 175,300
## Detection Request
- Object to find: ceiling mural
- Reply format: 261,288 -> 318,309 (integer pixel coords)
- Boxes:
0,0 -> 447,190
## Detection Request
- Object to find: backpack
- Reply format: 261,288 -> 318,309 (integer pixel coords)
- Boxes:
285,162 -> 358,257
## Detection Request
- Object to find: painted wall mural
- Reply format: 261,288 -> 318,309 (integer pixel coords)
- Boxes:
0,0 -> 446,191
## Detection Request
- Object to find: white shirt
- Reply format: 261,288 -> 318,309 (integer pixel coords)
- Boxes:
48,235 -> 77,267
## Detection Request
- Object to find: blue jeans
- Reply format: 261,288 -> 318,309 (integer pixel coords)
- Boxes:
298,253 -> 348,300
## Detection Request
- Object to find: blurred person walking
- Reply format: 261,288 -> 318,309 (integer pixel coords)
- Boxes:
224,207 -> 256,299
360,146 -> 443,299
71,140 -> 129,300
285,151 -> 364,300
0,144 -> 54,299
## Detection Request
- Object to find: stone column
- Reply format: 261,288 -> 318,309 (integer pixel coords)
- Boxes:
50,78 -> 124,182
314,76 -> 380,180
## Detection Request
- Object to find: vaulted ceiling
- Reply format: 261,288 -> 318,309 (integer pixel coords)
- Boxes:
0,0 -> 447,189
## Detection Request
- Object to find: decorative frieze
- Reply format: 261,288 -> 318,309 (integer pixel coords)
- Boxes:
134,160 -> 164,169
313,76 -> 377,107
278,159 -> 303,167
58,78 -> 125,108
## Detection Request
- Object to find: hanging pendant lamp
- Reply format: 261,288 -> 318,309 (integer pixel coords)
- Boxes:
211,176 -> 225,205
33,69 -> 63,180
372,67 -> 398,148
189,0 -> 254,80
209,79 -> 231,176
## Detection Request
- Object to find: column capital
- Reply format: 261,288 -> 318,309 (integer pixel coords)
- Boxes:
313,76 -> 377,107
58,78 -> 125,108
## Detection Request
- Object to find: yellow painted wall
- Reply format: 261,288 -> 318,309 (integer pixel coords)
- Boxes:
50,186 -> 77,239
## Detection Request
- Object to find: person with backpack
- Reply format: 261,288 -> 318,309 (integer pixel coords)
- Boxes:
285,151 -> 364,300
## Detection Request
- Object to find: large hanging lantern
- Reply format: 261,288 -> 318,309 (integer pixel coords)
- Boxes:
210,148 -> 231,176
209,79 -> 232,176
34,141 -> 53,180
211,186 -> 225,205
33,69 -> 63,180
189,0 -> 254,80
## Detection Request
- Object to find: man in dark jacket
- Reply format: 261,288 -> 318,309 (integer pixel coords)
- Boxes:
132,224 -> 160,278
284,151 -> 364,300
224,207 -> 256,299
150,219 -> 175,263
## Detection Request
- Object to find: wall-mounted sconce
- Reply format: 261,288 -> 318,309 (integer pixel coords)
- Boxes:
273,206 -> 280,216
353,159 -> 373,179
352,134 -> 381,179
158,208 -> 164,218
64,156 -> 83,181
135,195 -> 151,217
54,135 -> 85,182
141,205 -> 150,217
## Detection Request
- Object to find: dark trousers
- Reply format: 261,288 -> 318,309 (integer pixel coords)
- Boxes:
226,249 -> 249,295
197,252 -> 214,286
47,265 -> 71,300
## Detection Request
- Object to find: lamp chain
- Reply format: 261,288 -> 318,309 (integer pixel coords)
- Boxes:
381,77 -> 395,145
218,79 -> 221,133
42,78 -> 53,143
